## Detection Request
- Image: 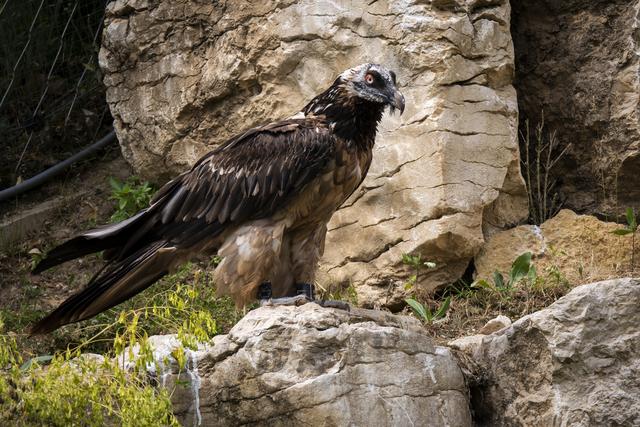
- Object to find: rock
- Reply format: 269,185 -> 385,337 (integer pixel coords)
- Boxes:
475,209 -> 632,285
512,0 -> 640,216
447,316 -> 511,354
137,304 -> 472,426
448,334 -> 485,355
477,315 -> 511,335
456,278 -> 640,426
99,0 -> 528,307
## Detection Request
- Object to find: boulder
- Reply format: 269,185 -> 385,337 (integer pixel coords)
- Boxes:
474,209 -> 633,285
451,278 -> 640,426
512,0 -> 640,216
139,304 -> 472,426
99,0 -> 528,307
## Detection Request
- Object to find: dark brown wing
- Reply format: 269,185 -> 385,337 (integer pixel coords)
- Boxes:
110,118 -> 337,255
34,117 -> 337,272
159,119 -> 334,224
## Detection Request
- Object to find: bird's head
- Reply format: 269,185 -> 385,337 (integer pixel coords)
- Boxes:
338,63 -> 405,115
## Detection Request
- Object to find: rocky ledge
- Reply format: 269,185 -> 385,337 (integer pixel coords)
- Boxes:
130,278 -> 640,426
451,278 -> 640,427
142,304 -> 472,426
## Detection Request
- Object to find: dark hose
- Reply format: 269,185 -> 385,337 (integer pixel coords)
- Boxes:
0,130 -> 117,203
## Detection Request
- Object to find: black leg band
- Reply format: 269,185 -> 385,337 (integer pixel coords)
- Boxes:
296,283 -> 315,300
258,282 -> 272,300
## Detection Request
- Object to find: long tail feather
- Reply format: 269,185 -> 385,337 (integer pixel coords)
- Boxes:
30,241 -> 177,335
32,210 -> 149,274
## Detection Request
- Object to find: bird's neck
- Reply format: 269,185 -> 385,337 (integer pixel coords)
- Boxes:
303,85 -> 384,150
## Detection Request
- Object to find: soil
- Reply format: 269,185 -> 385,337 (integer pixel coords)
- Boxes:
0,147 -> 131,355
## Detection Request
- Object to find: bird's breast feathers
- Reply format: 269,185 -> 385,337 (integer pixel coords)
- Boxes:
279,136 -> 373,227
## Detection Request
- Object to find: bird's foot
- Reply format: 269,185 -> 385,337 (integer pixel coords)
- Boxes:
259,282 -> 312,307
315,299 -> 351,311
258,282 -> 350,311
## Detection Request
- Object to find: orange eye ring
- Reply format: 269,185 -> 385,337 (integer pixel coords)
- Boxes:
365,73 -> 375,84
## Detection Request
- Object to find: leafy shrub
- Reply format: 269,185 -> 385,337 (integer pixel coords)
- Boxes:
109,177 -> 155,222
0,332 -> 179,426
1,262 -> 240,424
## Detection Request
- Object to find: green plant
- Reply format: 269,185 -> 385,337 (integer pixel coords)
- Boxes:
611,207 -> 638,270
473,252 -> 536,295
0,262 -> 241,425
405,297 -> 451,324
109,177 -> 155,222
401,253 -> 448,323
521,113 -> 571,225
68,263 -> 233,355
401,253 -> 436,291
0,335 -> 179,426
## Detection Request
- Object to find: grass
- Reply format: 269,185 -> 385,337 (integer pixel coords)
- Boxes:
403,252 -> 572,341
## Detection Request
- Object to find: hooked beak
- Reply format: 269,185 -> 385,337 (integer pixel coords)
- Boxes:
389,89 -> 405,115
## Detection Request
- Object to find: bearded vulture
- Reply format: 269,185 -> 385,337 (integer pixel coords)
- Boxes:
31,63 -> 405,334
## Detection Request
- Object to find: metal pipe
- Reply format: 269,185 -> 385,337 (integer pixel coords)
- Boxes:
0,129 -> 117,203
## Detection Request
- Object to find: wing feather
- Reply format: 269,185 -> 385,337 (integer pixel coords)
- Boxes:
157,119 -> 335,231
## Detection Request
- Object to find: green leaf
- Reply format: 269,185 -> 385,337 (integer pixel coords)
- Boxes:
493,271 -> 505,289
20,355 -> 54,371
612,229 -> 634,236
402,253 -> 421,268
471,279 -> 492,290
405,298 -> 430,322
434,296 -> 451,319
626,207 -> 637,230
509,252 -> 532,285
109,177 -> 121,191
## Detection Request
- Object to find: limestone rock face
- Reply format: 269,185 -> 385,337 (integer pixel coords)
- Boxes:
512,0 -> 640,215
100,0 -> 528,306
451,278 -> 640,426
149,304 -> 472,426
475,209 -> 633,285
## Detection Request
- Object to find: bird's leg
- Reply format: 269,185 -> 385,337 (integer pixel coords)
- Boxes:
258,282 -> 272,305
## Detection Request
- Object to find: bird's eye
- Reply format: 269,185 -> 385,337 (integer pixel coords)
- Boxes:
365,73 -> 375,85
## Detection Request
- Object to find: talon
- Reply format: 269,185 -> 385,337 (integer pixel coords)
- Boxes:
270,295 -> 312,307
316,300 -> 351,311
